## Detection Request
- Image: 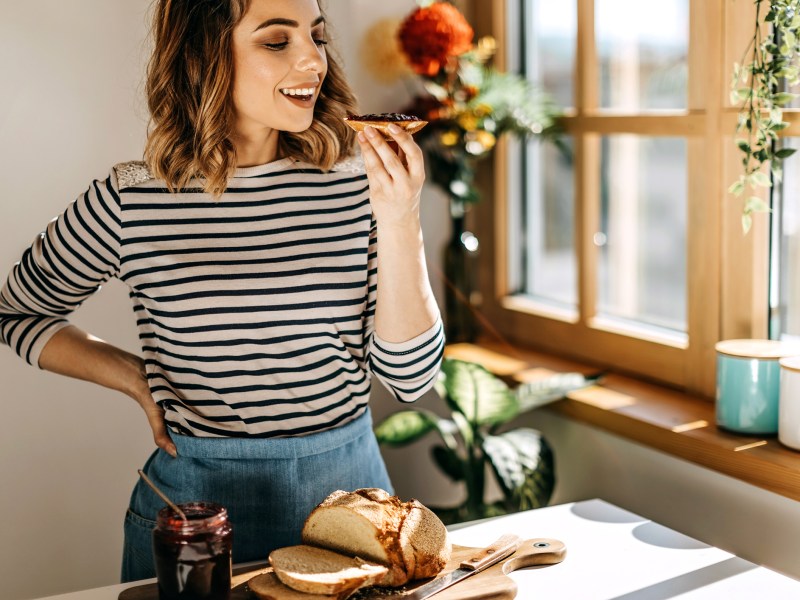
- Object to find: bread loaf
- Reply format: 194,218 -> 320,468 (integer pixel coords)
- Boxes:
300,488 -> 451,587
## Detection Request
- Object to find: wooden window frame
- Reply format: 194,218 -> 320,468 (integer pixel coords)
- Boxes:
468,0 -> 777,398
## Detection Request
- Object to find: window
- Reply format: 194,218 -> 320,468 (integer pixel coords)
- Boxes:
475,0 -> 772,396
772,138 -> 800,342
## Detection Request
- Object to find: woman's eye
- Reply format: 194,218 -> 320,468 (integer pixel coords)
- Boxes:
314,39 -> 328,47
262,41 -> 289,50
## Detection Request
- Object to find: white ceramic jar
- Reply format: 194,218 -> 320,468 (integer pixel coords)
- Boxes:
779,356 -> 800,450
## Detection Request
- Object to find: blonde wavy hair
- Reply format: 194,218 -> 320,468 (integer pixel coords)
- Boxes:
144,0 -> 358,195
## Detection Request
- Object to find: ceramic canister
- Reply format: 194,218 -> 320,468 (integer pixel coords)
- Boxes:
715,339 -> 800,435
779,356 -> 800,450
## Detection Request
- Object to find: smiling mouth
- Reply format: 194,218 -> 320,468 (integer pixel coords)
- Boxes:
280,87 -> 316,102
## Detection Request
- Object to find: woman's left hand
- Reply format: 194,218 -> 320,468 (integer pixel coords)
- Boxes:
357,124 -> 426,229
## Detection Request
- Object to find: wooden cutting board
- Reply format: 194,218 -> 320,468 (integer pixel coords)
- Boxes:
118,562 -> 266,600
119,538 -> 566,600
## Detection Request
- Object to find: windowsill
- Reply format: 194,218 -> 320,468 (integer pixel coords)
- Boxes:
444,340 -> 800,502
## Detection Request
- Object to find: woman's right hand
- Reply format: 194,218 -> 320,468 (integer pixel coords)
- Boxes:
38,325 -> 178,457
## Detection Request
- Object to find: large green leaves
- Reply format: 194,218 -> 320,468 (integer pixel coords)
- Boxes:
440,359 -> 519,427
483,428 -> 555,511
374,410 -> 437,446
374,358 -> 559,523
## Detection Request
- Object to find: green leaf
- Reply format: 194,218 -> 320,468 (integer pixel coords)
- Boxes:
434,370 -> 447,401
775,148 -> 797,159
744,196 -> 771,214
440,359 -> 520,427
736,139 -> 751,154
742,213 -> 753,234
772,92 -> 796,106
728,181 -> 745,196
483,428 -> 555,511
515,372 -> 603,412
750,172 -> 772,187
732,87 -> 751,103
431,445 -> 465,482
374,410 -> 437,446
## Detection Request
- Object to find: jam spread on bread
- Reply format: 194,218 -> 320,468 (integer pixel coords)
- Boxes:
345,113 -> 421,122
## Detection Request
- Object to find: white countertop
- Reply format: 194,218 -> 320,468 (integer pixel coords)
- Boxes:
35,498 -> 800,600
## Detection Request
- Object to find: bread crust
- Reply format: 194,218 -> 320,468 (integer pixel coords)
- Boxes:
404,500 -> 452,579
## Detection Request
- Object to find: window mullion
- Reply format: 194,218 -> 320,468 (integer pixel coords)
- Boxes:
576,0 -> 599,327
576,0 -> 597,113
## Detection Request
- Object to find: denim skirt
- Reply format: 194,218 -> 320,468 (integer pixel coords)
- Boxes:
121,407 -> 393,582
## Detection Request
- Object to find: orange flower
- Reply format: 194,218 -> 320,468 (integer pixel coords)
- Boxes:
398,2 -> 474,76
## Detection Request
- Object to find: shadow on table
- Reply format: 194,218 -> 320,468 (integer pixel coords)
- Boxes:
632,521 -> 710,550
570,500 -> 647,524
606,557 -> 756,600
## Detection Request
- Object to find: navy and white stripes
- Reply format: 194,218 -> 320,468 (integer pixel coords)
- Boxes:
0,158 -> 444,437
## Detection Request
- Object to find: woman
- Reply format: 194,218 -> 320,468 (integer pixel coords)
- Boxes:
0,0 -> 443,582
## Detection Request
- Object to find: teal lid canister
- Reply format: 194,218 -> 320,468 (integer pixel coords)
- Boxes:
715,339 -> 800,435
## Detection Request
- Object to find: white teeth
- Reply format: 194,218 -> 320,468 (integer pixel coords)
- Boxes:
281,87 -> 315,97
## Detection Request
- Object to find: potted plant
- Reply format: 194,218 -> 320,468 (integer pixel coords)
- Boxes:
374,358 -> 600,525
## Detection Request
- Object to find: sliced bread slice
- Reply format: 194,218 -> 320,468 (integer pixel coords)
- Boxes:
249,571 -> 342,600
269,544 -> 389,596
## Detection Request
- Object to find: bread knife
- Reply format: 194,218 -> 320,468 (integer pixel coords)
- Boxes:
370,533 -> 523,600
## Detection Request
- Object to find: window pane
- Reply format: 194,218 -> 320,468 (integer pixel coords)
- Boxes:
596,0 -> 689,110
522,137 -> 577,308
598,136 -> 687,332
773,138 -> 800,338
523,0 -> 576,108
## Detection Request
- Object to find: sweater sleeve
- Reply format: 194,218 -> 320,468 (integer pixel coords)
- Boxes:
0,172 -> 122,367
363,218 -> 445,402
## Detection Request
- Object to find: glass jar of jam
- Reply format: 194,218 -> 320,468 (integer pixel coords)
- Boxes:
152,502 -> 233,600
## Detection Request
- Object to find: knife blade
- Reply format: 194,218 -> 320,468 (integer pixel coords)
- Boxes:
370,534 -> 522,600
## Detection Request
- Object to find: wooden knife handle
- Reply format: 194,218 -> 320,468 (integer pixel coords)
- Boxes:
459,534 -> 523,572
501,538 -> 567,574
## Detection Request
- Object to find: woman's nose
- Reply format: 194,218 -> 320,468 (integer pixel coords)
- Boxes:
296,39 -> 325,73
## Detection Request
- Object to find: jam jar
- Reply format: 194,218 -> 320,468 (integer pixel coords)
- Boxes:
152,502 -> 233,600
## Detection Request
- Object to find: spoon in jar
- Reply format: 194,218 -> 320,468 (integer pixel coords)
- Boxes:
137,469 -> 187,522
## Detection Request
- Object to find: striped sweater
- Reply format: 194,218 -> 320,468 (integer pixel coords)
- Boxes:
0,157 -> 444,437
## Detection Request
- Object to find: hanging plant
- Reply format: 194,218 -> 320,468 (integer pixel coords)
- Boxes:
731,0 -> 800,232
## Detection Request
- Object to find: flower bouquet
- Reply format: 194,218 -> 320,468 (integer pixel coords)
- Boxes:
397,0 -> 562,216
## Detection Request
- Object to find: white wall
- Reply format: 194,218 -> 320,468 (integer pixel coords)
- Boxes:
0,2 -> 438,599
1,2 -> 154,599
3,2 -> 799,600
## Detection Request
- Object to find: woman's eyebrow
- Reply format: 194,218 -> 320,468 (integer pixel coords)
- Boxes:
252,15 -> 325,33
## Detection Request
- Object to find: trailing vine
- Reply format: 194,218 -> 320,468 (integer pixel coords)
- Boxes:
731,0 -> 800,232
